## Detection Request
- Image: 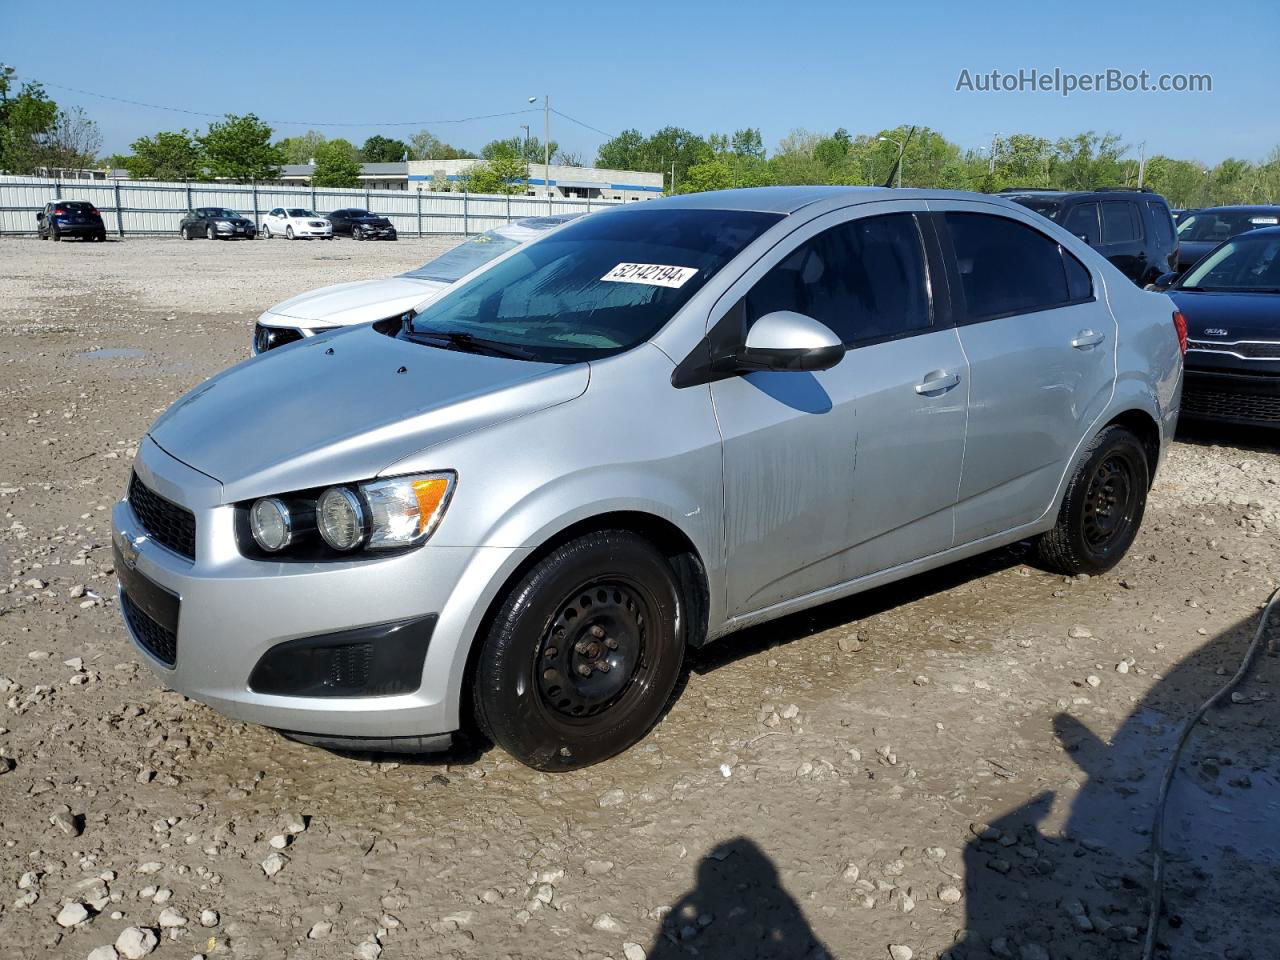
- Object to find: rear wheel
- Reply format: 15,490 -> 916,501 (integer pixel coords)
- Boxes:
51,227 -> 61,241
94,230 -> 106,242
472,531 -> 686,771
1036,425 -> 1148,575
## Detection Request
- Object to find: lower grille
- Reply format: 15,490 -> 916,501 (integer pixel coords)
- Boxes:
122,591 -> 177,666
1182,385 -> 1280,422
128,473 -> 196,559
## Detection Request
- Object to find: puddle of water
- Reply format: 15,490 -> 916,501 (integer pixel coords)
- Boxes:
81,347 -> 145,359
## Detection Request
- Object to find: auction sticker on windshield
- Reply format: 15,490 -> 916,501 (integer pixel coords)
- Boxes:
601,263 -> 699,288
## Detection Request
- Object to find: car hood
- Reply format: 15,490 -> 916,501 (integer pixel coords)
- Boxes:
353,215 -> 391,223
148,324 -> 589,502
265,277 -> 447,326
1170,290 -> 1280,340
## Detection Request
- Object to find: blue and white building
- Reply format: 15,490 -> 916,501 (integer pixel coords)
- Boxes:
406,159 -> 663,201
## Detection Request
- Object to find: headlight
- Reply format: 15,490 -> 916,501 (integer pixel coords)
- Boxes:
317,487 -> 365,551
237,472 -> 455,561
249,497 -> 291,551
362,474 -> 454,549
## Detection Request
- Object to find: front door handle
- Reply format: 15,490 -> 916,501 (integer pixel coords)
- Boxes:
1071,330 -> 1106,349
915,372 -> 961,394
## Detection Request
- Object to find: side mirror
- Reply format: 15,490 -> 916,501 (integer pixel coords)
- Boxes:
1144,272 -> 1178,292
736,311 -> 845,373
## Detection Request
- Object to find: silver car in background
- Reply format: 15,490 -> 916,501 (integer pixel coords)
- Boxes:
113,187 -> 1183,771
251,214 -> 583,354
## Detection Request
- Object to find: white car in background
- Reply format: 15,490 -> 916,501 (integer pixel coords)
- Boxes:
260,207 -> 333,240
252,213 -> 583,354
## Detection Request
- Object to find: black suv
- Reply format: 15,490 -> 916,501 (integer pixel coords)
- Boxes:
37,201 -> 106,241
1002,188 -> 1179,287
327,209 -> 398,241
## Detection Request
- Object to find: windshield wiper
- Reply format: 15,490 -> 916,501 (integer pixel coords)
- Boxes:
403,329 -> 537,361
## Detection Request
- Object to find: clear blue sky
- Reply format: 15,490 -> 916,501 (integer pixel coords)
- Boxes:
6,0 -> 1276,166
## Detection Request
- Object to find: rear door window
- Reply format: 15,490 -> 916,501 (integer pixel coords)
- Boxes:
745,213 -> 932,346
1146,201 -> 1175,247
944,212 -> 1081,320
1063,203 -> 1101,245
1101,201 -> 1138,243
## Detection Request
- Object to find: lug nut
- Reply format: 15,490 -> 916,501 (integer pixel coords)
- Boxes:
595,660 -> 611,673
574,640 -> 591,655
544,647 -> 557,658
590,625 -> 606,638
605,638 -> 619,650
576,663 -> 592,677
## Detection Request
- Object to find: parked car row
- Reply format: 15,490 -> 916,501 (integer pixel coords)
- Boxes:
113,186 -> 1187,771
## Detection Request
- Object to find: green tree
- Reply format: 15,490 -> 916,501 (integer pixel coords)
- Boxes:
409,130 -> 474,160
311,139 -> 361,187
459,153 -> 527,195
1051,132 -> 1127,190
361,134 -> 411,163
595,129 -> 648,171
197,113 -> 286,182
482,136 -> 558,165
0,77 -> 59,173
124,130 -> 202,180
275,130 -> 327,164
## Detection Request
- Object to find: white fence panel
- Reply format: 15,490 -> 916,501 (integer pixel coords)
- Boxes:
0,175 -> 622,237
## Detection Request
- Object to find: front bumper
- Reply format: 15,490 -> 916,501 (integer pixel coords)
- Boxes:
355,225 -> 397,239
215,224 -> 256,238
112,439 -> 523,738
1181,366 -> 1280,426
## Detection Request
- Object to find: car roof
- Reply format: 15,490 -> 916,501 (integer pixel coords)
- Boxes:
1188,205 -> 1280,214
1228,225 -> 1280,238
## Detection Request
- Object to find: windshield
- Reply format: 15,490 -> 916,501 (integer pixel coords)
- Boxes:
407,208 -> 781,362
349,209 -> 370,218
403,230 -> 524,283
1178,209 -> 1280,243
287,208 -> 317,217
1180,235 -> 1280,292
205,208 -> 241,219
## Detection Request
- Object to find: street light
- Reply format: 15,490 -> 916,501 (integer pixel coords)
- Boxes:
520,124 -> 530,186
529,95 -> 550,200
878,136 -> 905,188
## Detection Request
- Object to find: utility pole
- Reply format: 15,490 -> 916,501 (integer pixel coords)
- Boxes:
527,96 -> 551,198
520,124 -> 530,186
670,160 -> 676,195
1137,142 -> 1147,188
989,132 -> 999,175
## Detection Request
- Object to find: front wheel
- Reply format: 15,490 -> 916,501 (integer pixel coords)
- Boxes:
206,225 -> 215,240
472,531 -> 686,771
286,226 -> 294,240
352,226 -> 364,241
262,224 -> 271,239
1035,425 -> 1149,575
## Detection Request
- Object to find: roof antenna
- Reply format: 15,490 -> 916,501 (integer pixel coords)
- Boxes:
880,126 -> 917,188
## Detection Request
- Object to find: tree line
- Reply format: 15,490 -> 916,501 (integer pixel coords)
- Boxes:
4,67 -> 1278,207
597,125 -> 1280,209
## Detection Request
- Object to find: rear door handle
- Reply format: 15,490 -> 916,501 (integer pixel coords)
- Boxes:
1071,330 -> 1106,349
915,372 -> 961,394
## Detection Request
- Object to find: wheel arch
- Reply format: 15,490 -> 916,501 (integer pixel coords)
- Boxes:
1102,407 -> 1162,488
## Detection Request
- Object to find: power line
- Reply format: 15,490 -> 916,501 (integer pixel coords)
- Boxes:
35,79 -> 545,129
550,107 -> 617,140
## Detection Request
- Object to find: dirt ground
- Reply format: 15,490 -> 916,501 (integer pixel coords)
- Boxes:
0,235 -> 1277,960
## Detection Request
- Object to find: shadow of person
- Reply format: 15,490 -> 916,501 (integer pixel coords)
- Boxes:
952,608 -> 1280,960
647,837 -> 836,960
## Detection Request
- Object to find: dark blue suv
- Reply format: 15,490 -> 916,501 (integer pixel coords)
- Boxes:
37,200 -> 107,241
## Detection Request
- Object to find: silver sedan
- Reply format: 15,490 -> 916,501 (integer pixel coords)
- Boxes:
112,187 -> 1183,770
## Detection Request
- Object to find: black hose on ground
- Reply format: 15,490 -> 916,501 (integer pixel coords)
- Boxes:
1140,585 -> 1280,960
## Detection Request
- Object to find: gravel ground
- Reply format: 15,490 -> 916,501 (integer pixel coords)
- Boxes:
0,236 -> 1277,960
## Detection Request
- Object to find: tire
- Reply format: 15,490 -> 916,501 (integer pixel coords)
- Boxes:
1035,425 -> 1149,575
472,530 -> 686,771
206,225 -> 216,241
94,230 -> 106,242
353,226 -> 364,241
51,227 -> 61,241
262,224 -> 271,239
286,226 -> 294,240
180,226 -> 190,240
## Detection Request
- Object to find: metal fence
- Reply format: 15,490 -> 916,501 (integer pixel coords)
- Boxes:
0,175 -> 623,237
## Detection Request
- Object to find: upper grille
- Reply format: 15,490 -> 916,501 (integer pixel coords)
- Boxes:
1182,384 -> 1280,422
1188,339 -> 1280,361
128,473 -> 196,560
122,591 -> 177,666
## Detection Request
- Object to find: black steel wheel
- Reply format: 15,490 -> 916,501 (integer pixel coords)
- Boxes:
1036,425 -> 1148,575
473,530 -> 686,770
